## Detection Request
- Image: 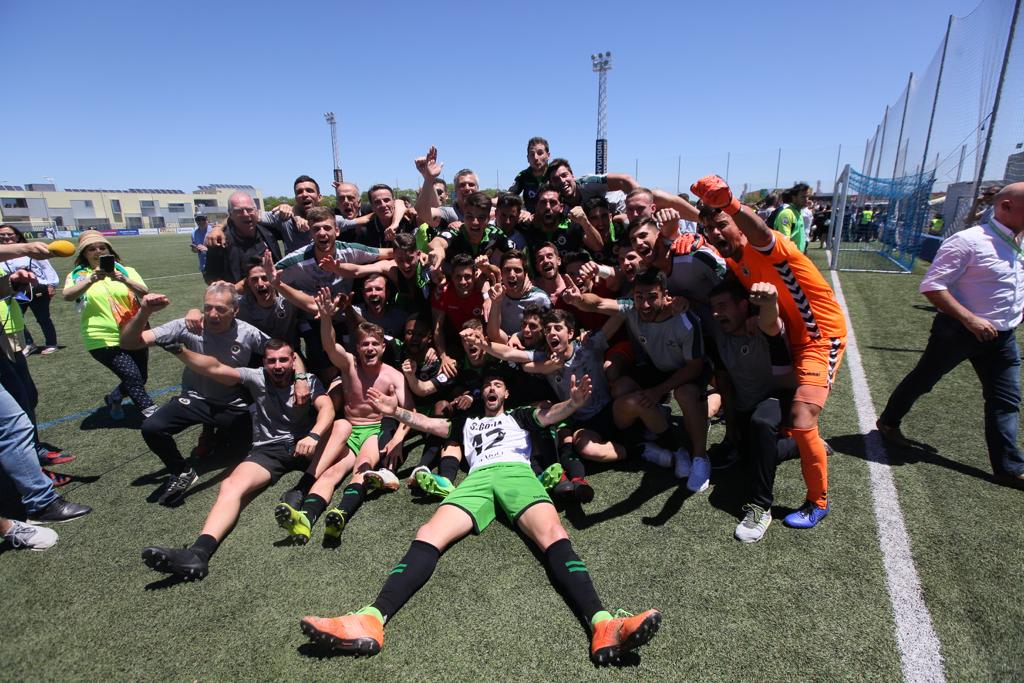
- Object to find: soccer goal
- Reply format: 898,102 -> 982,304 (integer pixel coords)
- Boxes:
828,165 -> 936,272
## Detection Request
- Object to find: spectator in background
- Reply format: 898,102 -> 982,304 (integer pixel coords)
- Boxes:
204,192 -> 282,285
967,184 -> 1003,227
773,183 -> 810,252
0,224 -> 59,355
191,215 -> 210,281
62,230 -> 155,421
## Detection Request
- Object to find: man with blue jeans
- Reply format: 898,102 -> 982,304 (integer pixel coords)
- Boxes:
877,183 -> 1024,489
0,251 -> 91,525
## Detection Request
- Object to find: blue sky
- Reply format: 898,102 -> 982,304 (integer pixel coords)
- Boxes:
2,0 -> 983,196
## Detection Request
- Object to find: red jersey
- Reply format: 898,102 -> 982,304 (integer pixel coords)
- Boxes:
431,284 -> 485,334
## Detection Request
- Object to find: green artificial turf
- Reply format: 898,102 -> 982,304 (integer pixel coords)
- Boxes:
0,236 -> 1017,681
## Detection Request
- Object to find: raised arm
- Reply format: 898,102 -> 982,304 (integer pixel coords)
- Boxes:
749,282 -> 783,336
690,175 -> 772,248
120,293 -> 169,349
558,274 -> 621,315
485,281 -> 510,343
652,189 -> 701,223
414,146 -> 446,229
535,374 -> 592,427
367,385 -> 451,438
606,173 -> 638,194
569,206 -> 604,252
315,287 -> 353,372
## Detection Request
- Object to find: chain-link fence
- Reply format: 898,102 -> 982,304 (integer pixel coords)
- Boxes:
862,0 -> 1023,236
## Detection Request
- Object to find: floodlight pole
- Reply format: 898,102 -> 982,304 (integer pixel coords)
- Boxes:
591,52 -> 613,174
324,112 -> 342,183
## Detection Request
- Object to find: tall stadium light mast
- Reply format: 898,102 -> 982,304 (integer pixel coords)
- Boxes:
591,51 -> 612,174
324,112 -> 342,183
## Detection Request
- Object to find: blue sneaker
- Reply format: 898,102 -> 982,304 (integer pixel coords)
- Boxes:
783,500 -> 829,529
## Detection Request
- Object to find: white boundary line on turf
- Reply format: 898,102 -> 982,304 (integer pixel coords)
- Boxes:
829,270 -> 947,683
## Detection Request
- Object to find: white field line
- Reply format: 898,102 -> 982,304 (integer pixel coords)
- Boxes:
829,270 -> 946,683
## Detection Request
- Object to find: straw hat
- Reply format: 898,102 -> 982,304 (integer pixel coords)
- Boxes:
75,230 -> 113,257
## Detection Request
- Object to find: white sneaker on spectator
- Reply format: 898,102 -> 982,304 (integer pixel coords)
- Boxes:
686,456 -> 710,493
673,448 -> 691,480
3,520 -> 58,550
734,504 -> 772,543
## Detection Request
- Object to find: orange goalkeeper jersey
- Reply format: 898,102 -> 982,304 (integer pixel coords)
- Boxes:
728,234 -> 847,346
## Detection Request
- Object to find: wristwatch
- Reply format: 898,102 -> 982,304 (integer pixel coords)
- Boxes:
158,342 -> 184,355
294,372 -> 310,381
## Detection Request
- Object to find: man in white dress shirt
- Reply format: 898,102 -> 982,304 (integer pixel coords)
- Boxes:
877,183 -> 1024,489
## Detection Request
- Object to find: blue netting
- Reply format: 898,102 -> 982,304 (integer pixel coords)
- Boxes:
832,168 -> 936,272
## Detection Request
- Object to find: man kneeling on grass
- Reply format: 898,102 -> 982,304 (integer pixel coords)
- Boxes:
299,369 -> 661,665
140,339 -> 351,580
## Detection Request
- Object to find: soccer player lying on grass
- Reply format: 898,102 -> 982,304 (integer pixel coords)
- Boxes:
299,370 -> 662,664
561,269 -> 710,493
692,174 -> 847,529
470,308 -> 625,503
312,288 -> 412,540
140,339 -> 348,580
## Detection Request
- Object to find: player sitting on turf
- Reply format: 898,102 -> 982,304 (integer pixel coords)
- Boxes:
560,268 -> 710,492
313,288 -> 411,540
140,339 -> 346,580
299,369 -> 661,664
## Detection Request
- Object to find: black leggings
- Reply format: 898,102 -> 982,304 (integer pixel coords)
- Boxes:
19,295 -> 57,347
88,346 -> 154,410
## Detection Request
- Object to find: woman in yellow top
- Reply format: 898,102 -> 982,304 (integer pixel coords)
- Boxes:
62,231 -> 155,419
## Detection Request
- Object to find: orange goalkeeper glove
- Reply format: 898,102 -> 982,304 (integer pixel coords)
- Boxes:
690,175 -> 741,216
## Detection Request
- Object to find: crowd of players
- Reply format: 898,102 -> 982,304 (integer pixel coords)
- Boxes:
1,139 -> 855,664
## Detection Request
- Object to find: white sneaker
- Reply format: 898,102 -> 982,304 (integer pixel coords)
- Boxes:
365,469 -> 400,492
406,465 -> 430,488
686,456 -> 710,493
640,443 -> 673,468
734,504 -> 772,543
3,519 -> 58,550
673,448 -> 691,479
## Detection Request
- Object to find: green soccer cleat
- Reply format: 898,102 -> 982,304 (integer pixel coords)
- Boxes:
323,508 -> 349,540
414,470 -> 455,498
537,463 -> 564,491
274,503 -> 311,545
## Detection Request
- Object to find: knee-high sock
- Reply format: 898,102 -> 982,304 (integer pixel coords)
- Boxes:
371,540 -> 441,623
792,426 -> 828,508
545,538 -> 604,623
338,481 -> 365,518
559,442 -> 586,479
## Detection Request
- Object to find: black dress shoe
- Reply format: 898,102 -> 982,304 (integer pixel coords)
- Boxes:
27,497 -> 92,523
994,471 -> 1024,491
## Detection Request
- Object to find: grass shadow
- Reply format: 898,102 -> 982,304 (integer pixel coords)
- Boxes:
829,432 -> 994,483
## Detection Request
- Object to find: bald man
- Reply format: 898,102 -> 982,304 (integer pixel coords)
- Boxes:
878,182 -> 1024,490
204,192 -> 283,284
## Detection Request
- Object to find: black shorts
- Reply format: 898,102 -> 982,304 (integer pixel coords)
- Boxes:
245,442 -> 306,484
570,401 -> 617,440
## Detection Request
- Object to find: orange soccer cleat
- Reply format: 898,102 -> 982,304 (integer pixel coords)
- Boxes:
590,609 -> 662,664
300,612 -> 384,656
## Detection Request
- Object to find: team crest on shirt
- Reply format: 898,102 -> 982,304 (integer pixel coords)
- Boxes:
473,308 -> 482,316
740,344 -> 750,355
741,266 -> 750,277
639,335 -> 647,345
557,235 -> 567,246
275,307 -> 286,318
231,343 -> 242,354
436,372 -> 449,384
178,397 -> 191,405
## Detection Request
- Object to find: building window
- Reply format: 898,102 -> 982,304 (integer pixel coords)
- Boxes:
127,217 -> 143,229
110,199 -> 121,213
1,197 -> 27,209
168,203 -> 186,213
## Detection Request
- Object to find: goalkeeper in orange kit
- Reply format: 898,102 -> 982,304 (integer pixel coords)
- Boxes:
691,175 -> 847,529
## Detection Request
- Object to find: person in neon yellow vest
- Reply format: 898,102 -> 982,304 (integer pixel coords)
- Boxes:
773,182 -> 810,252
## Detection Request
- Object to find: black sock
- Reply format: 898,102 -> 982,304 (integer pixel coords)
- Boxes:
544,538 -> 604,622
438,455 -> 459,481
417,437 -> 442,469
338,481 -> 365,518
292,472 -> 317,496
559,442 -> 586,479
190,534 -> 219,562
300,494 -> 328,526
656,426 -> 681,451
372,540 -> 441,623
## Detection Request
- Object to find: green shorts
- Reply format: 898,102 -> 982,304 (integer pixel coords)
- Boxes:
347,422 -> 382,455
442,462 -> 552,533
